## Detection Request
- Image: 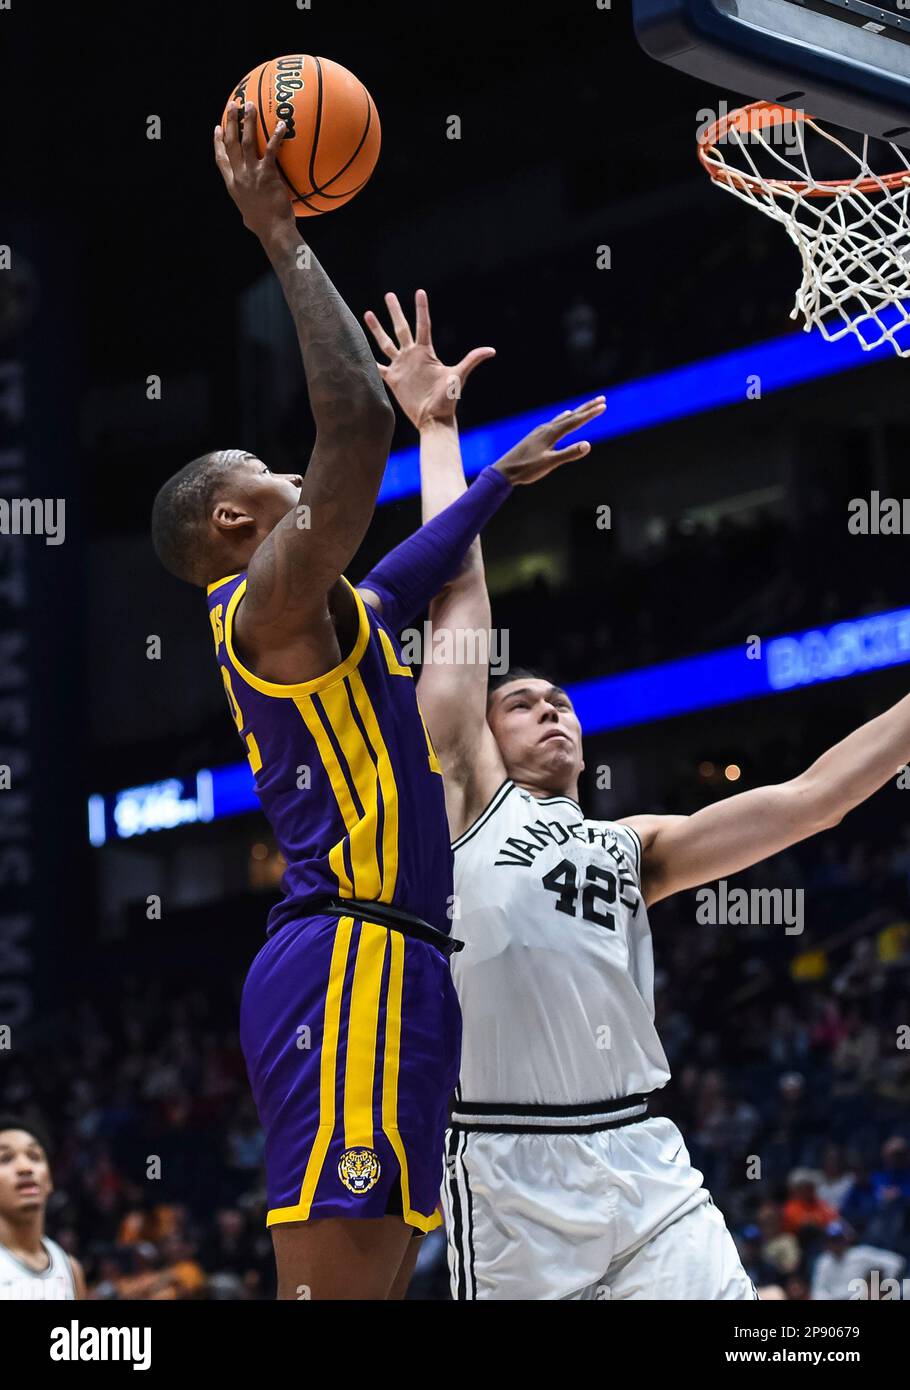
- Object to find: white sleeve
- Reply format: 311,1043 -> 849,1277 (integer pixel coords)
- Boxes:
810,1254 -> 838,1301
856,1246 -> 905,1281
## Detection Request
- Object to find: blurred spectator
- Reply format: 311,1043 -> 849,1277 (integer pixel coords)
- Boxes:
810,1222 -> 905,1300
199,1207 -> 256,1280
807,993 -> 847,1056
88,1253 -> 125,1301
860,1138 -> 910,1260
841,1161 -> 880,1237
785,1274 -> 812,1301
3,760 -> 909,1299
833,939 -> 887,1003
781,1169 -> 838,1236
756,1201 -> 802,1279
226,1104 -> 266,1178
766,1004 -> 809,1067
876,1046 -> 910,1108
693,1072 -> 761,1155
816,1145 -> 856,1214
871,1137 -> 910,1203
157,1234 -> 207,1299
763,1074 -> 825,1176
737,1225 -> 780,1289
831,1005 -> 880,1096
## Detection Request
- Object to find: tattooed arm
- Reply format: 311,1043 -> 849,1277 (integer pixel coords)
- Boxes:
214,101 -> 395,682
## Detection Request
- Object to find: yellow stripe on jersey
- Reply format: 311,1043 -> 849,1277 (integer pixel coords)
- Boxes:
206,573 -> 241,597
210,604 -> 225,651
380,932 -> 441,1233
347,669 -> 400,905
266,916 -> 354,1227
293,695 -> 356,898
223,576 -> 370,699
417,698 -> 442,776
378,627 -> 412,678
221,666 -> 263,775
343,923 -> 388,1150
245,730 -> 263,775
319,681 -> 383,902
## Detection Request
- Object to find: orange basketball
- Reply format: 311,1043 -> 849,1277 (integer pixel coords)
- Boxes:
222,55 -> 380,217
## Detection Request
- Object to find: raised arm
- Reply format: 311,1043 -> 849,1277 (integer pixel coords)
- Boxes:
214,103 -> 394,671
353,390 -> 605,645
365,288 -> 495,516
366,290 -> 604,832
418,403 -> 604,835
627,690 -> 910,907
363,289 -> 502,829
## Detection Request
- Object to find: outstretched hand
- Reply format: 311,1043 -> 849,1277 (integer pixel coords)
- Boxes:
364,289 -> 495,429
493,397 -> 606,485
214,101 -> 294,239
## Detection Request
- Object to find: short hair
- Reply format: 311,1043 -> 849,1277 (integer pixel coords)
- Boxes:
0,1113 -> 53,1160
487,665 -> 556,703
151,449 -> 252,586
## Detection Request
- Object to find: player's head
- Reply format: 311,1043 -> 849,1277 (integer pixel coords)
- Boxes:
151,450 -> 304,586
882,1135 -> 910,1171
486,667 -> 584,796
824,1220 -> 850,1249
0,1116 -> 54,1221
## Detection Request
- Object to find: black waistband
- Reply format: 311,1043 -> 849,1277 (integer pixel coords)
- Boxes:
309,896 -> 464,959
449,1093 -> 651,1134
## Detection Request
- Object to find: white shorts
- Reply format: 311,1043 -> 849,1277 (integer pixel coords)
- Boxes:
442,1113 -> 756,1301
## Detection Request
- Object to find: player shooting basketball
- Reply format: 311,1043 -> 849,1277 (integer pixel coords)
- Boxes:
151,105 -> 599,1300
366,289 -> 910,1300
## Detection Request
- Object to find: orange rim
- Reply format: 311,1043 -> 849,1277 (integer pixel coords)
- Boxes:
698,101 -> 910,199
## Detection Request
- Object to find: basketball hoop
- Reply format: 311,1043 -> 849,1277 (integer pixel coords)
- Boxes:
698,102 -> 910,356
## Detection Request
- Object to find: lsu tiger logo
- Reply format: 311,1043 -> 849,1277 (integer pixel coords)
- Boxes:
338,1147 -> 381,1194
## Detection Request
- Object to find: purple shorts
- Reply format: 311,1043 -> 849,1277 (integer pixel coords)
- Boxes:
240,912 -> 462,1231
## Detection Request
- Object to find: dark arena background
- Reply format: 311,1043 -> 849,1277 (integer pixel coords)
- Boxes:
4,0 -> 910,1340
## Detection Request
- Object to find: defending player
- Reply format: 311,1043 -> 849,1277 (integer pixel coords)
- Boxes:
0,1117 -> 85,1300
151,104 -> 596,1300
367,290 -> 910,1300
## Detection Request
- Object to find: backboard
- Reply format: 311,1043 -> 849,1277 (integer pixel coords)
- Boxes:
633,0 -> 910,145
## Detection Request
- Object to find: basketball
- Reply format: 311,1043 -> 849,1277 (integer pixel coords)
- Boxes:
222,55 -> 380,216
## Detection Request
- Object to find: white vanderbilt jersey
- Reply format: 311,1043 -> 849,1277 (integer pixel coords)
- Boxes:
0,1236 -> 75,1300
451,780 -> 671,1105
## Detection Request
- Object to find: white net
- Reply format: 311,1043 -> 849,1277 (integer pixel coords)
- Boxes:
698,103 -> 910,355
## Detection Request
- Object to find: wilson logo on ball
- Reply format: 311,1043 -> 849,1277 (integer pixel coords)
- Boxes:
222,54 -> 381,217
274,55 -> 304,139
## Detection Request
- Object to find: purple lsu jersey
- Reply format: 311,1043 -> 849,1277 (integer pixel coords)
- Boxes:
206,570 -> 461,1232
205,571 -> 454,936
